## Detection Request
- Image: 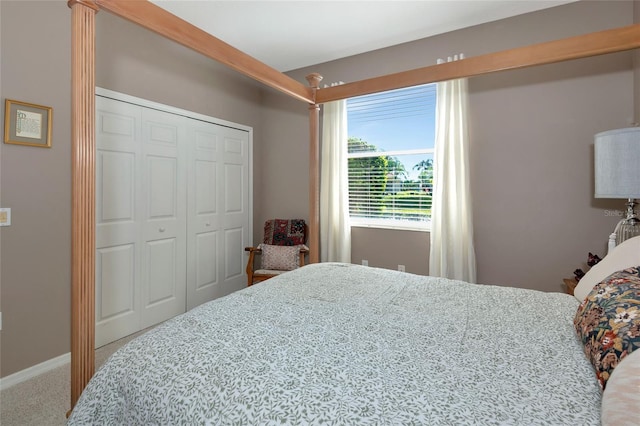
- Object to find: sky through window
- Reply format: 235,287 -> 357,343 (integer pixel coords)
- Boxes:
347,84 -> 436,181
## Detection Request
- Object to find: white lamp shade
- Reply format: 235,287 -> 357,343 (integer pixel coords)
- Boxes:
594,127 -> 640,199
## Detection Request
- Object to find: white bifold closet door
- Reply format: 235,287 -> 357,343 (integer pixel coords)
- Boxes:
95,92 -> 251,347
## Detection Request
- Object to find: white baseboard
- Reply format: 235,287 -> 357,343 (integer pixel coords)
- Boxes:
0,352 -> 70,391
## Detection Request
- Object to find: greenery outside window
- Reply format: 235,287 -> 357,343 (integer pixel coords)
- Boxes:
347,84 -> 436,230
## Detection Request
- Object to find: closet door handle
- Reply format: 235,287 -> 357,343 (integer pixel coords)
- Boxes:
205,222 -> 211,227
159,227 -> 166,233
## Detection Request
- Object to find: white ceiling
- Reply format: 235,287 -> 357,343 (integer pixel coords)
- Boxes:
150,0 -> 577,72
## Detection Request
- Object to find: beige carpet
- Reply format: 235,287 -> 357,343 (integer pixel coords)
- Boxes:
0,328 -> 152,426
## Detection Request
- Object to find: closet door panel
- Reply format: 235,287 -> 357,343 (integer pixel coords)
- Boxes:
196,160 -> 217,215
146,238 -> 178,304
224,164 -> 244,214
95,97 -> 143,348
95,244 -> 139,347
97,245 -> 135,318
140,109 -> 187,329
187,123 -> 221,309
220,128 -> 250,295
96,151 -> 137,247
143,155 -> 181,238
147,156 -> 178,218
193,160 -> 218,297
224,227 -> 244,280
196,231 -> 218,290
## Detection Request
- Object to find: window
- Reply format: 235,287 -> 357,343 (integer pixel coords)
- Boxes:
347,83 -> 436,229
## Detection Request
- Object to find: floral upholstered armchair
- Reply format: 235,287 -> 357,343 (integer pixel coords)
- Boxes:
244,219 -> 309,286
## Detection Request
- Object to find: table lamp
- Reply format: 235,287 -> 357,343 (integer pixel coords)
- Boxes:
594,127 -> 640,247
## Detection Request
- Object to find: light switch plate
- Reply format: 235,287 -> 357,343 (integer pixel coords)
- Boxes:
0,208 -> 11,226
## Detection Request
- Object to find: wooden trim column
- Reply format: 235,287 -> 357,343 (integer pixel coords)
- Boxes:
68,0 -> 98,411
305,73 -> 323,263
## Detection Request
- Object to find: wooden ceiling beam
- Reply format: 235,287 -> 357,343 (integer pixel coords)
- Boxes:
317,23 -> 640,103
95,0 -> 315,104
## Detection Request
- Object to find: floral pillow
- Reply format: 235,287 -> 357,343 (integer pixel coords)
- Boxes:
259,244 -> 304,271
574,266 -> 640,389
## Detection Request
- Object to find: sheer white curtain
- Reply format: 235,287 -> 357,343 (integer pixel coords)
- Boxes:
320,98 -> 351,263
429,55 -> 477,283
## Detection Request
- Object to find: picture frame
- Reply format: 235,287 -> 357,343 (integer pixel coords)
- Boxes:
4,99 -> 52,148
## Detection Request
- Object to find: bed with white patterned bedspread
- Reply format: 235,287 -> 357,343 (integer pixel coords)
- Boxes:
68,263 -> 601,425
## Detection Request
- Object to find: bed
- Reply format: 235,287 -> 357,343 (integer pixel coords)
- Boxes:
66,0 -> 640,412
68,262 -> 604,424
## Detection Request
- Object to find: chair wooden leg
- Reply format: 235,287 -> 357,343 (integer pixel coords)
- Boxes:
246,250 -> 255,286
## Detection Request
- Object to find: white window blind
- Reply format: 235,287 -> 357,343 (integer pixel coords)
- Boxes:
347,84 -> 436,228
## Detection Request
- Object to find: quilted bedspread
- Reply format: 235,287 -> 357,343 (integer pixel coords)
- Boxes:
68,263 -> 601,425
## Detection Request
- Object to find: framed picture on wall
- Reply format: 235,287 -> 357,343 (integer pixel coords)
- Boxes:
4,99 -> 52,148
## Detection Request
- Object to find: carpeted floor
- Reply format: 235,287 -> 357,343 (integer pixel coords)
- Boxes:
0,328 -> 152,426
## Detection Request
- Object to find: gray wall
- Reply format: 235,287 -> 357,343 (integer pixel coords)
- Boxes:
1,1 -> 72,378
265,0 -> 633,290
